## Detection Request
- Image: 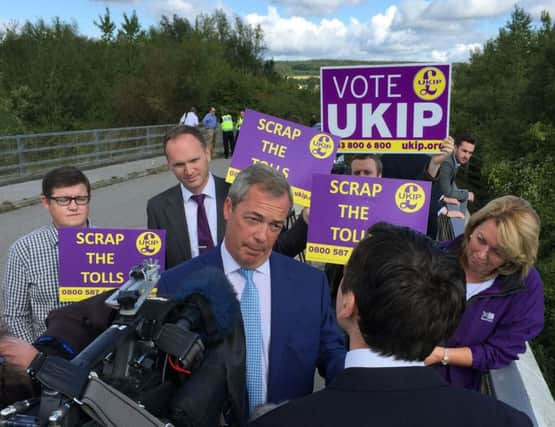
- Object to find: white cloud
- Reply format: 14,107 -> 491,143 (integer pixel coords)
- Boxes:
393,0 -> 555,24
520,0 -> 555,18
268,0 -> 365,17
246,5 -> 483,62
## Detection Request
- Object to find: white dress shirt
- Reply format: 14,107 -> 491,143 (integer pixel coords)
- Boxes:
221,241 -> 271,401
180,173 -> 218,258
345,348 -> 425,369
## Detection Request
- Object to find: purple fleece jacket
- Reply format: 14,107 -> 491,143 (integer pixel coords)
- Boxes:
436,238 -> 545,390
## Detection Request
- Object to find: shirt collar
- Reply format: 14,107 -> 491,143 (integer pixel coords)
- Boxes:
220,239 -> 270,276
180,173 -> 216,202
45,223 -> 59,246
345,348 -> 425,369
453,152 -> 461,168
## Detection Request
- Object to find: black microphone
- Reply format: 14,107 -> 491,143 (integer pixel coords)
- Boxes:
165,268 -> 247,427
155,267 -> 241,368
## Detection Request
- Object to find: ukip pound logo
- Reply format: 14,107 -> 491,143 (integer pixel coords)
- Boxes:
413,67 -> 446,101
136,232 -> 162,256
395,183 -> 426,213
309,133 -> 335,159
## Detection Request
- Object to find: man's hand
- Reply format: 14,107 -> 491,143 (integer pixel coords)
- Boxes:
468,191 -> 475,203
427,137 -> 455,177
0,336 -> 38,368
442,196 -> 460,206
446,210 -> 465,219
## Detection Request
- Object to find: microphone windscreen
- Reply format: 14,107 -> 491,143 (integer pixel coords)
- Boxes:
173,267 -> 240,341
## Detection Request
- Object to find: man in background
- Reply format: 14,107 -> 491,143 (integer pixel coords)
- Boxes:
180,106 -> 199,127
202,106 -> 218,153
438,134 -> 476,213
221,110 -> 235,159
350,153 -> 383,177
2,166 -> 92,342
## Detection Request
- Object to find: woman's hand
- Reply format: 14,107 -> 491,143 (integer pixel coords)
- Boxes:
424,346 -> 444,366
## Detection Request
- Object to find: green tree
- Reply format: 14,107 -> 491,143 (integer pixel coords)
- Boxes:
94,7 -> 116,42
117,11 -> 144,41
451,6 -> 555,392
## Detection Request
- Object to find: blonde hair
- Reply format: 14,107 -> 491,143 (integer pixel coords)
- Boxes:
462,196 -> 540,278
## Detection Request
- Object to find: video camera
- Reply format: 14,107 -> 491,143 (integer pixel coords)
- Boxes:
1,261 -> 239,427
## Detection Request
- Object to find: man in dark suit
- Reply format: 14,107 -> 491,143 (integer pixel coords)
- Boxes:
147,125 -> 307,269
251,222 -> 532,427
157,164 -> 346,416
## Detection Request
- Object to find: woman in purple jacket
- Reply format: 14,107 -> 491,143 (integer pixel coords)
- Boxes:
424,195 -> 544,390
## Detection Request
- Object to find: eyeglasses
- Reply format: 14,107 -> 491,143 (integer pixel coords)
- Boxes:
48,195 -> 90,206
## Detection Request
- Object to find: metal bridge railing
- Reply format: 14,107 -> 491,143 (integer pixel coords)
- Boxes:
0,124 -> 176,186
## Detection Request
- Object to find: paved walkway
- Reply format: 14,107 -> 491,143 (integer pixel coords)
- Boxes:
0,157 -> 169,212
0,154 -> 233,213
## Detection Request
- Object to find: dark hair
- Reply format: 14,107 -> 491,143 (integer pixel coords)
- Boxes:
41,166 -> 90,198
163,125 -> 207,154
350,154 -> 383,176
228,164 -> 293,209
341,222 -> 465,361
455,134 -> 477,147
0,324 -> 34,406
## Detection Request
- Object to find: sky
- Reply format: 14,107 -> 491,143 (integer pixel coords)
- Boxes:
2,0 -> 555,62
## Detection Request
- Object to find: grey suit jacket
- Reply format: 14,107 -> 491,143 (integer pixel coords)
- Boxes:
438,153 -> 468,202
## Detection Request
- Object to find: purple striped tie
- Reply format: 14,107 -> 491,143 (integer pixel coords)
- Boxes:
191,194 -> 213,254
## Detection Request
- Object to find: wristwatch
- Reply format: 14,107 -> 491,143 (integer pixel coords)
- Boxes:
440,347 -> 449,366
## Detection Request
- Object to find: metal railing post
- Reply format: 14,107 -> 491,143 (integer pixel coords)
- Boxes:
16,135 -> 26,177
94,129 -> 100,162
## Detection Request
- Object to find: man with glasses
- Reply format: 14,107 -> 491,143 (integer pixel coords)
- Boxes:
2,166 -> 92,342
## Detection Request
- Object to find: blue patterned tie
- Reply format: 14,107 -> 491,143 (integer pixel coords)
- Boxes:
238,268 -> 264,414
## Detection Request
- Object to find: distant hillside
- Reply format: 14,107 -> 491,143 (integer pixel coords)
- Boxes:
274,59 -> 412,77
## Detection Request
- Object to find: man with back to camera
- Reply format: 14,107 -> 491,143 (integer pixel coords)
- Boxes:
221,110 -> 235,159
180,106 -> 199,127
147,125 -> 308,269
2,166 -> 92,342
251,222 -> 532,427
156,163 -> 346,417
438,134 -> 476,209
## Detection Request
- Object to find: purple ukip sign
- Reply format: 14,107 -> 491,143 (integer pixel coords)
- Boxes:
58,228 -> 166,301
226,109 -> 339,206
306,174 -> 431,264
321,63 -> 451,154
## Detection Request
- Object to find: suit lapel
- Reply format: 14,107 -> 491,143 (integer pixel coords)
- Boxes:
166,185 -> 192,261
267,253 -> 292,400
